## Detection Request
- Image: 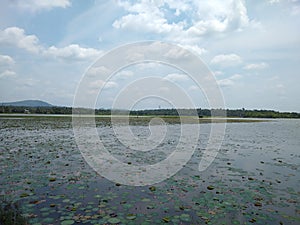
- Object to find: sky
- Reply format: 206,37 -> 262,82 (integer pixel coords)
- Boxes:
0,0 -> 299,112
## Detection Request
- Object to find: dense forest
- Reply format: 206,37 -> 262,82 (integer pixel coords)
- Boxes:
0,106 -> 299,118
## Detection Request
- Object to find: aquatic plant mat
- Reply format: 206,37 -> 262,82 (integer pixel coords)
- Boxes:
0,116 -> 299,224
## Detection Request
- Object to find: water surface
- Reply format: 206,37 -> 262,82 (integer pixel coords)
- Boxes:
0,116 -> 299,224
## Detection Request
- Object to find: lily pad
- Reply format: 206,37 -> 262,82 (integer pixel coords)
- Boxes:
180,214 -> 191,222
108,217 -> 121,224
126,214 -> 136,220
43,218 -> 54,223
61,220 -> 75,225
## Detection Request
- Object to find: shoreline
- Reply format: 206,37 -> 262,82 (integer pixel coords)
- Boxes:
0,113 -> 274,123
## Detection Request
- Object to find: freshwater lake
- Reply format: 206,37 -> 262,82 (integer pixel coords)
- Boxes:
0,116 -> 299,224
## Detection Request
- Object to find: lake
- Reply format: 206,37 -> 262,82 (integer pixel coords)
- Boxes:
0,116 -> 299,224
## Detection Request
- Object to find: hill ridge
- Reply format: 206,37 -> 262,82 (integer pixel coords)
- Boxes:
0,100 -> 52,107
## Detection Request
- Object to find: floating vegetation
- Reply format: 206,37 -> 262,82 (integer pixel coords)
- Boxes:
207,185 -> 215,190
107,217 -> 121,224
60,220 -> 74,225
0,116 -> 299,224
126,213 -> 136,220
149,186 -> 156,192
48,177 -> 56,182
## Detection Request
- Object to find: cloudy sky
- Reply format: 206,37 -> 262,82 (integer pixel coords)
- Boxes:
0,0 -> 299,111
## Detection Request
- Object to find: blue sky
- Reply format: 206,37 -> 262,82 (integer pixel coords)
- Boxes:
0,0 -> 299,111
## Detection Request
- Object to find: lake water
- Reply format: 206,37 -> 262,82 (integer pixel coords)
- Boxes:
0,116 -> 299,224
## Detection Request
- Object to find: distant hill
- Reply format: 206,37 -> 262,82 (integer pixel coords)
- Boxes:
0,100 -> 53,107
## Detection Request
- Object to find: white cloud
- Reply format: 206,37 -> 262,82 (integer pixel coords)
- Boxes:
163,46 -> 191,59
179,44 -> 207,56
159,86 -> 170,92
23,78 -> 38,87
266,0 -> 300,15
135,62 -> 158,71
113,0 -> 183,34
276,84 -> 285,89
0,27 -> 102,61
89,80 -> 118,90
243,62 -> 269,70
217,78 -> 234,87
268,0 -> 281,4
125,52 -> 145,62
118,70 -> 134,77
189,0 -> 250,35
214,71 -> 224,76
113,12 -> 183,34
114,70 -> 134,79
86,66 -> 111,78
164,0 -> 191,16
12,0 -> 71,12
186,20 -> 226,36
211,54 -> 242,67
0,55 -> 15,66
217,74 -> 242,87
230,74 -> 242,80
189,85 -> 200,91
164,73 -> 189,82
0,70 -> 16,78
0,27 -> 41,53
45,44 -> 102,61
114,0 -> 251,45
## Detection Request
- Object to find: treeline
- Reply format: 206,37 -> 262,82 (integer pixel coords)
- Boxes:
0,106 -> 299,118
130,108 -> 300,118
225,109 -> 300,118
0,106 -> 110,115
